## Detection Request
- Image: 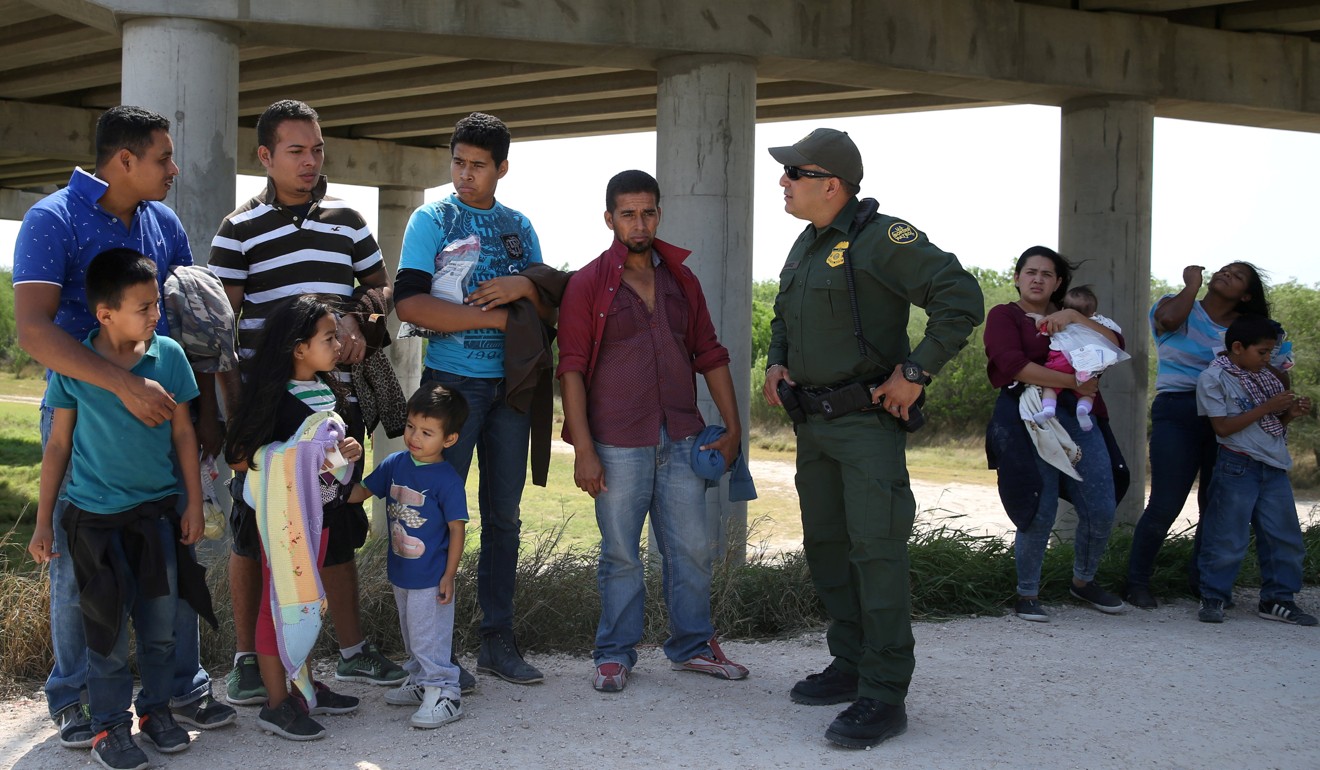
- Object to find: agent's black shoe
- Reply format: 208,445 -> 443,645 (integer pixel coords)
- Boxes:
477,629 -> 544,684
789,664 -> 858,705
1124,585 -> 1158,610
824,697 -> 908,749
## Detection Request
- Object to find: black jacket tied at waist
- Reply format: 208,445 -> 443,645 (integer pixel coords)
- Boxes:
63,496 -> 217,656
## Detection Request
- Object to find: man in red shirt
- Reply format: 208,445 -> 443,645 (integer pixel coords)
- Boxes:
557,170 -> 748,693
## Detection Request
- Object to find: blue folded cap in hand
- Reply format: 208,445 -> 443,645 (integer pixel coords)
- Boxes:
690,425 -> 757,502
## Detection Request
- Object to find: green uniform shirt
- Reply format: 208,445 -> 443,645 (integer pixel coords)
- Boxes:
768,197 -> 984,388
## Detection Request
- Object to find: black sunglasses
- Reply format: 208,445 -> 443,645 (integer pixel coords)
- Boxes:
783,165 -> 836,181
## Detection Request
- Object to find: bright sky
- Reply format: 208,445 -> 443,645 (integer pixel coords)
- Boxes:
4,105 -> 1319,290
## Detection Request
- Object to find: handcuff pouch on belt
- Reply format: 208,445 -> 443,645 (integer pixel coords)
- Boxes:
777,197 -> 926,433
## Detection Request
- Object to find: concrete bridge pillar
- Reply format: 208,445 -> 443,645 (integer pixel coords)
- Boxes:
1059,96 -> 1155,527
121,17 -> 239,262
655,54 -> 757,561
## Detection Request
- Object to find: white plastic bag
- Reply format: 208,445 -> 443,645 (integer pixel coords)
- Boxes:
398,234 -> 482,339
1048,324 -> 1130,381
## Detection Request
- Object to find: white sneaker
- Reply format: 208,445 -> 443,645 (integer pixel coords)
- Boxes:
410,687 -> 462,729
385,682 -> 425,706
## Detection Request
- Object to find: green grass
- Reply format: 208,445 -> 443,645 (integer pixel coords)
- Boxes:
0,402 -> 41,564
0,372 -> 46,400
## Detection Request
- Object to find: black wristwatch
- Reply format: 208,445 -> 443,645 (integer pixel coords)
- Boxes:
901,360 -> 931,386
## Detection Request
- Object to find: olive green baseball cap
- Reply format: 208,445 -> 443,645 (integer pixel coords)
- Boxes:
768,128 -> 863,186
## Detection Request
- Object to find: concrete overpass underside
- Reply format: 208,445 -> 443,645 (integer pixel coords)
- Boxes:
4,0 -> 1320,531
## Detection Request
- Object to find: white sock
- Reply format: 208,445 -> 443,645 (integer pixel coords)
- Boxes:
341,641 -> 366,660
234,652 -> 255,666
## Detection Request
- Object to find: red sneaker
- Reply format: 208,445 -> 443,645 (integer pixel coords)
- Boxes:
671,636 -> 749,680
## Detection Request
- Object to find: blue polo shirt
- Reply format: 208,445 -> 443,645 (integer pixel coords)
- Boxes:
45,331 -> 199,514
11,167 -> 192,343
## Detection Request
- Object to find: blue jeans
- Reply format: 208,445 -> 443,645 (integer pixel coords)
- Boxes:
1197,447 -> 1304,603
1127,391 -> 1217,589
1015,405 -> 1117,596
592,432 -> 716,667
84,516 -> 178,731
421,369 -> 529,634
40,406 -> 210,719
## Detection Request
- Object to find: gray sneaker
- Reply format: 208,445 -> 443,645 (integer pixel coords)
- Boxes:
1014,597 -> 1050,623
172,693 -> 237,729
54,702 -> 94,748
1070,581 -> 1125,614
1199,598 -> 1226,623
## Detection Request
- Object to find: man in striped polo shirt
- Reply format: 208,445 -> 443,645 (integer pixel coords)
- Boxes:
209,100 -> 406,707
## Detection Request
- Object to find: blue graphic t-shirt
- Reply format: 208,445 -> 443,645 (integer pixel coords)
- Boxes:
399,192 -> 542,377
362,451 -> 469,589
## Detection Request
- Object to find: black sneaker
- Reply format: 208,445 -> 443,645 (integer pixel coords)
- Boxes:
1198,598 -> 1226,623
789,664 -> 858,705
256,698 -> 325,742
91,722 -> 148,770
172,693 -> 237,729
305,681 -> 359,715
454,654 -> 476,695
1258,599 -> 1319,626
1014,597 -> 1050,623
335,642 -> 407,685
824,697 -> 908,749
1070,581 -> 1125,614
55,701 -> 94,748
137,708 -> 190,754
1124,585 -> 1158,610
477,629 -> 545,684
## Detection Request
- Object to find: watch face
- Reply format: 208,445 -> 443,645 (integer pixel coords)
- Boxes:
904,363 -> 921,381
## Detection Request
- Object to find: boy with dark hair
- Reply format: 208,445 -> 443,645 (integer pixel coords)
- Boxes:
395,111 -> 554,685
15,105 -> 234,750
348,384 -> 470,728
1196,314 -> 1315,625
29,248 -> 211,770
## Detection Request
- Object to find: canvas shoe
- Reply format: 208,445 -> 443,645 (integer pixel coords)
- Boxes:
670,637 -> 748,680
172,693 -> 237,729
335,642 -> 407,685
55,701 -> 94,748
789,664 -> 858,705
256,698 -> 325,742
1258,599 -> 1318,626
225,653 -> 267,705
409,688 -> 462,729
1070,581 -> 1125,614
137,709 -> 190,754
90,722 -> 148,770
1014,597 -> 1050,623
593,662 -> 628,693
385,682 -> 426,706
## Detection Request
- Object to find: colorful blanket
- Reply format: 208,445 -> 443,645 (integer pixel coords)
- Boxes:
244,411 -> 353,707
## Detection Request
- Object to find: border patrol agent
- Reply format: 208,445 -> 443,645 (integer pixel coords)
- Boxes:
762,128 -> 983,749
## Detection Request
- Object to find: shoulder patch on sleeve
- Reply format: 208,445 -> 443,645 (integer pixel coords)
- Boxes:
887,222 -> 919,245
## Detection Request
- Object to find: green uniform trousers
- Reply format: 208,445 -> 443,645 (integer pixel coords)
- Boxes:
796,410 -> 915,704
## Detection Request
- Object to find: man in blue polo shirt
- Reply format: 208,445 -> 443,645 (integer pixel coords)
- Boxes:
13,105 -> 236,749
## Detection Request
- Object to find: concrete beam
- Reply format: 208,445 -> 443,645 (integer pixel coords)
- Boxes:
0,15 -> 118,70
235,133 -> 448,189
104,0 -> 1320,128
0,50 -> 119,100
0,186 -> 45,220
1222,2 -> 1320,33
0,100 -> 97,162
0,99 -> 448,188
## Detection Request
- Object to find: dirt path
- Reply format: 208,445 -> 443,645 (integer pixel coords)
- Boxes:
3,595 -> 1318,770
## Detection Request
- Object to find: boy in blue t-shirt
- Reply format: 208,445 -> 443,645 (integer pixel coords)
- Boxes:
348,383 -> 469,728
1195,314 -> 1315,626
28,248 -> 207,770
